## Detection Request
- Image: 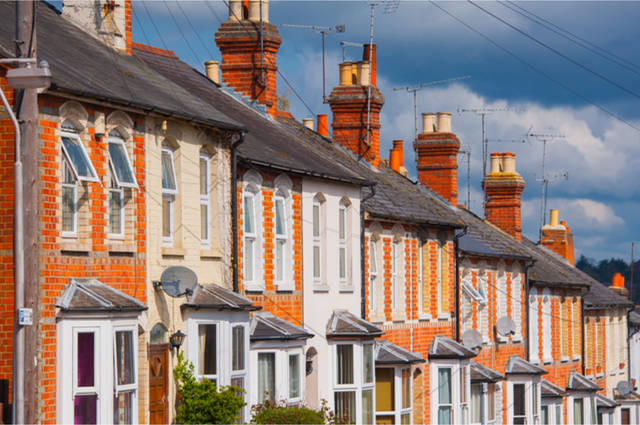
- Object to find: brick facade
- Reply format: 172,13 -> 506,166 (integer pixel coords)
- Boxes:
483,153 -> 525,241
414,129 -> 460,206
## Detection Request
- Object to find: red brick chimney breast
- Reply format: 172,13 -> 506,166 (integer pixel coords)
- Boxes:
483,152 -> 525,241
540,209 -> 575,265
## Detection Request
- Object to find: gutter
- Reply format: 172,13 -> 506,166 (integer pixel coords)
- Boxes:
361,184 -> 376,319
454,226 -> 468,342
231,132 -> 246,293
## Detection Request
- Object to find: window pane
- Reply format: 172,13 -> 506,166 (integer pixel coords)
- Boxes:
62,185 -> 75,232
200,204 -> 208,241
460,367 -> 467,403
339,208 -> 345,239
276,240 -> 284,282
313,246 -> 320,279
258,353 -> 275,403
243,195 -> 254,233
574,399 -> 583,425
63,159 -> 75,183
62,136 -> 96,179
198,324 -> 216,376
438,406 -> 452,425
369,241 -> 377,273
339,247 -> 346,279
438,368 -> 451,404
77,332 -> 94,387
541,405 -> 548,425
162,197 -> 171,238
514,383 -> 525,416
334,391 -> 356,425
402,368 -> 411,409
232,326 -> 245,371
401,413 -> 411,425
150,323 -> 167,344
556,405 -> 562,425
244,238 -> 254,281
161,150 -> 176,191
109,189 -> 122,235
362,389 -> 373,425
113,391 -> 134,425
199,157 -> 208,195
313,204 -> 320,237
115,330 -> 134,386
289,354 -> 300,398
376,368 -> 394,411
471,384 -> 482,423
74,394 -> 97,425
275,198 -> 285,235
488,383 -> 496,421
363,344 -> 373,384
231,376 -> 245,423
336,345 -> 354,385
109,141 -> 136,185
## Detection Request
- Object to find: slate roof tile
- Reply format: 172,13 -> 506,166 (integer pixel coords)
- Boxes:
56,279 -> 146,312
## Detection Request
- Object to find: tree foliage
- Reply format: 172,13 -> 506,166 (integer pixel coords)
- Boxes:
576,255 -> 640,303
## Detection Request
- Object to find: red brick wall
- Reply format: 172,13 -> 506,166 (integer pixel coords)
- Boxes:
414,132 -> 460,206
540,226 -> 575,266
483,179 -> 525,241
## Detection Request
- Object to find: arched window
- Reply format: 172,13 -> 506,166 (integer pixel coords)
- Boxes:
200,152 -> 211,246
542,289 -> 552,362
274,187 -> 291,290
312,193 -> 325,284
338,198 -> 351,286
150,323 -> 168,344
107,129 -> 137,238
242,170 -> 263,290
529,287 -> 539,363
161,144 -> 178,246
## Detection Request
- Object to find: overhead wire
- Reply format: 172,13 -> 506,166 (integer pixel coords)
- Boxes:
428,1 -> 640,133
468,0 -> 640,101
175,0 -> 218,60
161,0 -> 202,69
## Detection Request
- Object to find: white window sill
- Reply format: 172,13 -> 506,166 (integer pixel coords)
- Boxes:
596,373 -> 604,378
276,284 -> 295,292
418,313 -> 432,321
370,315 -> 385,324
312,284 -> 329,293
200,248 -> 222,259
437,314 -> 450,320
543,357 -> 553,365
572,356 -> 581,361
60,241 -> 91,253
512,336 -> 522,342
61,232 -> 78,239
339,286 -> 354,293
162,247 -> 185,257
243,284 -> 264,292
531,358 -> 540,365
108,233 -> 125,240
391,313 -> 407,322
560,357 -> 570,363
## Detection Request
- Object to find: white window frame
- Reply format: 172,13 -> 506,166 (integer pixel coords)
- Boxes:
230,324 -> 247,398
61,157 -> 78,238
249,344 -> 305,407
107,135 -> 138,189
430,360 -> 470,425
418,240 -> 431,320
60,130 -> 100,183
567,393 -> 596,425
391,240 -> 398,313
529,288 -> 540,364
542,290 -> 553,364
113,325 -> 138,424
312,195 -> 325,285
273,189 -> 292,290
242,185 -> 262,291
108,173 -> 125,239
375,366 -> 412,424
368,238 -> 378,316
437,239 -> 447,318
200,153 -> 211,247
338,199 -> 351,288
288,352 -> 303,401
161,147 -> 178,247
195,322 -> 220,382
506,378 -> 541,425
541,399 -> 563,425
331,342 -> 373,424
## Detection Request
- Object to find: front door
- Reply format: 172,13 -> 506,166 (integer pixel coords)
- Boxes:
621,408 -> 630,425
149,343 -> 169,424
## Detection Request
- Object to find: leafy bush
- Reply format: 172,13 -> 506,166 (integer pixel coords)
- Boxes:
173,352 -> 245,424
251,399 -> 338,424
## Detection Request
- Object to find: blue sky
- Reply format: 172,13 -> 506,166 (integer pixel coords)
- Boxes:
127,1 -> 640,262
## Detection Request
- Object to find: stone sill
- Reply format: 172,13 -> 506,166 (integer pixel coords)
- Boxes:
60,241 -> 91,253
162,247 -> 186,257
313,284 -> 330,293
200,248 -> 222,259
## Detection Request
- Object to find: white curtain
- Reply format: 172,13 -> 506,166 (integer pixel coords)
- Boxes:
258,353 -> 275,402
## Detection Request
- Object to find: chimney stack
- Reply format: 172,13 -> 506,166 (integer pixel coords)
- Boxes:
414,112 -> 460,205
540,209 -> 575,265
328,45 -> 384,168
483,152 -> 525,241
610,272 -> 629,298
317,114 -> 329,137
215,0 -> 281,118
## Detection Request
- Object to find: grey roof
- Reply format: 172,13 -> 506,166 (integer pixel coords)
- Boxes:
541,379 -> 566,398
566,371 -> 600,392
505,356 -> 548,375
596,393 -> 619,409
56,279 -> 146,312
326,310 -> 383,338
630,310 -> 640,327
181,284 -> 259,311
428,335 -> 477,359
375,340 -> 425,365
521,238 -> 589,289
614,390 -> 640,402
583,280 -> 634,309
0,2 -> 241,131
250,312 -> 313,341
470,361 -> 504,383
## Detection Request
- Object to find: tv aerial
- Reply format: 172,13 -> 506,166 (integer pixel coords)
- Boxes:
153,266 -> 198,298
496,316 -> 516,337
462,329 -> 483,350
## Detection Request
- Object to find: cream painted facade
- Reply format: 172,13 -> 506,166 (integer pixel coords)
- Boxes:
604,308 -> 628,396
144,117 -> 234,422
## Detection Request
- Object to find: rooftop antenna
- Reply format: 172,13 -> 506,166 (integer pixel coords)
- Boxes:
340,41 -> 364,62
458,144 -> 472,209
282,24 -> 346,103
393,76 -> 472,140
528,131 -> 567,232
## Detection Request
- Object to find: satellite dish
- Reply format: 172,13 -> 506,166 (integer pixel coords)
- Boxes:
496,316 -> 516,336
617,380 -> 633,397
156,266 -> 198,298
462,329 -> 483,350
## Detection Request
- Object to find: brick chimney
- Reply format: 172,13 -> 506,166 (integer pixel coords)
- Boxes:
610,272 -> 629,298
328,45 -> 385,168
63,0 -> 133,54
389,139 -> 407,175
540,209 -> 575,265
215,0 -> 281,118
483,152 -> 526,241
414,112 -> 460,205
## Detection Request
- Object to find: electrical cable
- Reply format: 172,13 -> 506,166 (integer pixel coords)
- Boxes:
162,0 -> 202,69
428,1 -> 640,133
175,1 -> 218,60
468,0 -> 640,101
131,4 -> 152,47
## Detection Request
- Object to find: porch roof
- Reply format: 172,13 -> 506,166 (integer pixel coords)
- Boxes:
250,312 -> 313,341
566,371 -> 600,392
595,393 -> 619,409
541,379 -> 566,398
505,356 -> 548,375
470,361 -> 504,383
428,335 -> 477,359
56,279 -> 146,312
326,310 -> 383,338
375,340 -> 425,365
182,284 -> 259,311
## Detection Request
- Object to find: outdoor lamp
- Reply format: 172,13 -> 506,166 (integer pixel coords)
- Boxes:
170,330 -> 186,353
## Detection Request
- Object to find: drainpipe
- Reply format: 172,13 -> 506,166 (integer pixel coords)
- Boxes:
454,226 -> 468,342
523,261 -> 535,362
360,184 -> 376,319
231,132 -> 246,293
581,290 -> 586,375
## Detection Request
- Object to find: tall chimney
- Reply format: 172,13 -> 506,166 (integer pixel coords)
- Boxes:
540,209 -> 575,265
610,272 -> 629,298
414,112 -> 460,205
328,45 -> 384,168
483,152 -> 526,241
215,0 -> 281,118
63,0 -> 133,54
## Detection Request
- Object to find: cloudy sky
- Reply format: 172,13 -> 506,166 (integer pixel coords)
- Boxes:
129,1 -> 640,261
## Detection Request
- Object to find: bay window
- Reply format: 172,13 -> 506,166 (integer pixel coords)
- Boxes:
114,329 -> 136,424
258,353 -> 276,403
430,361 -> 471,425
513,383 -> 526,425
471,384 -> 482,424
199,153 -> 210,246
289,354 -> 300,399
332,342 -> 374,424
249,346 -> 305,407
161,147 -> 177,246
375,367 -> 412,424
438,368 -> 453,424
198,324 -> 217,383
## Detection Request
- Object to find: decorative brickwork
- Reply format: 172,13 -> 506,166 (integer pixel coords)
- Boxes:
483,153 -> 525,241
414,132 -> 460,205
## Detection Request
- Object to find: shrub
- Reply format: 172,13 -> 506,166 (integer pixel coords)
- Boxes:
173,352 -> 245,424
251,399 -> 341,424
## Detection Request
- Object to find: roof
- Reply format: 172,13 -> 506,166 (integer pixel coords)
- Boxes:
614,390 -> 640,402
325,310 -> 383,338
470,361 -> 504,383
630,310 -> 640,327
181,284 -> 259,311
428,335 -> 477,359
250,312 -> 313,341
56,279 -> 146,312
505,356 -> 548,375
521,238 -> 589,289
541,379 -> 566,398
583,280 -> 634,309
375,340 -> 425,365
0,2 -> 242,131
566,371 -> 600,392
134,45 -> 373,187
595,393 -> 619,409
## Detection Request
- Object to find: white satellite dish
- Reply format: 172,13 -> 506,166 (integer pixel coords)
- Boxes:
617,380 -> 633,397
462,329 -> 483,350
496,316 -> 516,336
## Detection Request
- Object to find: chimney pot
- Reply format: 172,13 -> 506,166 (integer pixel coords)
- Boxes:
205,61 -> 220,84
437,112 -> 452,133
389,139 -> 404,173
422,113 -> 436,134
248,0 -> 268,22
229,0 -> 242,20
549,209 -> 559,226
357,62 -> 371,86
339,62 -> 353,86
351,63 -> 359,85
489,153 -> 501,174
317,114 -> 328,137
302,118 -> 314,130
502,152 -> 516,173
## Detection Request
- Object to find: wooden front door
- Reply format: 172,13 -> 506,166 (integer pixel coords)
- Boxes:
149,343 -> 169,424
621,408 -> 630,425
